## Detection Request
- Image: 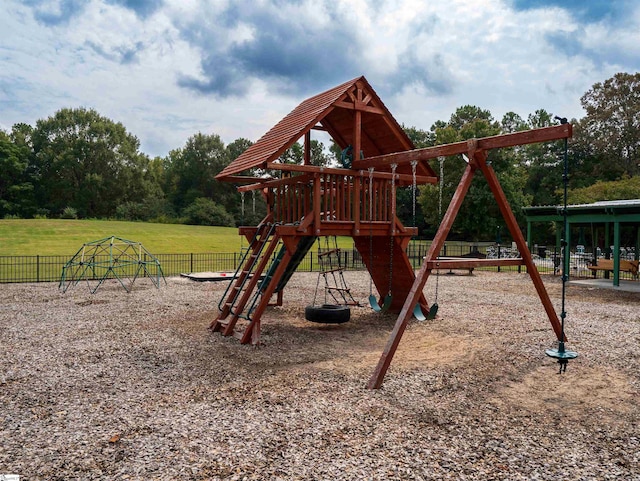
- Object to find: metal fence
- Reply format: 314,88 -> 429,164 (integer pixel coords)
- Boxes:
1,242 -> 637,284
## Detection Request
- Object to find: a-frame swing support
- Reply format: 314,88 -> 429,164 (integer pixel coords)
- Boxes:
362,124 -> 573,389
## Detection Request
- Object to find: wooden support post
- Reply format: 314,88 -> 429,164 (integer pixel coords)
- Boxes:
369,144 -> 568,389
367,162 -> 477,389
304,131 -> 311,165
314,173 -> 321,235
477,153 -> 564,341
613,220 -> 621,286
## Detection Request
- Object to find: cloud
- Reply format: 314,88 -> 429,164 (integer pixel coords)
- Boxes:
511,0 -> 620,23
176,1 -> 362,98
173,1 -> 459,100
105,0 -> 164,19
3,0 -> 639,159
20,0 -> 86,26
85,40 -> 145,65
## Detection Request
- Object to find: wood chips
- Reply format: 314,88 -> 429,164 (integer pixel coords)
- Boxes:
1,271 -> 638,480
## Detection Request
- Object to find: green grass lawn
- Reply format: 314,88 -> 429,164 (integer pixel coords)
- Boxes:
0,219 -> 360,256
0,219 -> 242,255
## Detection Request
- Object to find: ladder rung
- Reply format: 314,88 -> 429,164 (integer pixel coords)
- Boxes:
321,267 -> 345,274
232,330 -> 244,340
326,287 -> 351,292
318,248 -> 340,258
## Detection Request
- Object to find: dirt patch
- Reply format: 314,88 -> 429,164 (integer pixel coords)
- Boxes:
493,365 -> 636,415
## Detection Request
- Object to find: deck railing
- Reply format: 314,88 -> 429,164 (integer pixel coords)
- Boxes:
272,173 -> 393,225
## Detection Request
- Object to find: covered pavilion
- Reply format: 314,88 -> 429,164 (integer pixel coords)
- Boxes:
524,199 -> 640,286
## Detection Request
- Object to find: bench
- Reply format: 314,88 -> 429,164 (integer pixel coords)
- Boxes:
440,250 -> 487,275
587,259 -> 639,278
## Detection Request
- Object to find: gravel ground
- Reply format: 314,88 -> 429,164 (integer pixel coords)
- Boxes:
1,271 -> 638,480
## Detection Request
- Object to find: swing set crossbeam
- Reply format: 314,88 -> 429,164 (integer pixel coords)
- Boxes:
352,124 -> 572,169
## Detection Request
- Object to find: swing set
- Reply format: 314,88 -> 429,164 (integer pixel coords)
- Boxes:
211,76 -> 577,386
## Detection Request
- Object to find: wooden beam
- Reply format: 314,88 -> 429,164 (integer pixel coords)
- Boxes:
217,175 -> 271,184
367,162 -> 477,389
265,162 -> 437,185
333,100 -> 385,115
353,124 -> 572,170
477,154 -> 565,341
304,131 -> 311,165
237,173 -> 312,192
427,258 -> 524,269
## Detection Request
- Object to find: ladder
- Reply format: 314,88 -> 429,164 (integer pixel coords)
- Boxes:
210,222 -> 280,339
316,245 -> 358,306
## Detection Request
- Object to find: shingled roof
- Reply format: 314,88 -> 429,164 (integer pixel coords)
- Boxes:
216,76 -> 436,179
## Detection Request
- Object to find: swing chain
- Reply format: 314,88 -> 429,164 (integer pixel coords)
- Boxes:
388,163 -> 397,296
368,167 -> 375,296
438,156 -> 444,221
410,160 -> 417,227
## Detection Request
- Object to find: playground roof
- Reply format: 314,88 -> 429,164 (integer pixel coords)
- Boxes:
524,199 -> 640,222
216,76 -> 436,179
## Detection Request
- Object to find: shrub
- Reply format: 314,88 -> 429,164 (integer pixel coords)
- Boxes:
116,198 -> 175,222
60,206 -> 78,219
182,198 -> 235,226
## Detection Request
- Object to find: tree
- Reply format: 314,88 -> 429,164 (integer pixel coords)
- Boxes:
417,106 -> 534,241
567,176 -> 640,204
0,129 -> 35,217
277,140 -> 329,166
30,108 -> 153,218
163,133 -> 237,216
518,110 -> 566,206
580,72 -> 640,178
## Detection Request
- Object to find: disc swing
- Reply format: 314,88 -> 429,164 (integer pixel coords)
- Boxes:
545,117 -> 578,372
367,166 -> 393,312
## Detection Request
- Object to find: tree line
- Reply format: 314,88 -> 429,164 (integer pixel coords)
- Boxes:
1,72 -> 638,242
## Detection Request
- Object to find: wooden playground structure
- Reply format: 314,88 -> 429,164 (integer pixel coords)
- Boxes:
212,76 -> 573,388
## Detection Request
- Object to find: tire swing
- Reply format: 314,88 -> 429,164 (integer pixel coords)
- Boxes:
305,237 -> 351,324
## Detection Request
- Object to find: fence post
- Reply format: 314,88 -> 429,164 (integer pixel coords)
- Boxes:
497,244 -> 501,272
37,255 -> 40,283
190,253 -> 194,273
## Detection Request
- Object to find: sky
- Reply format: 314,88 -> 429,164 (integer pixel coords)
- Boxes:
1,0 -> 639,158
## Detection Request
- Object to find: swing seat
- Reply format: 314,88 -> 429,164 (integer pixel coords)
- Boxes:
426,302 -> 438,320
369,294 -> 392,312
413,304 -> 427,321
